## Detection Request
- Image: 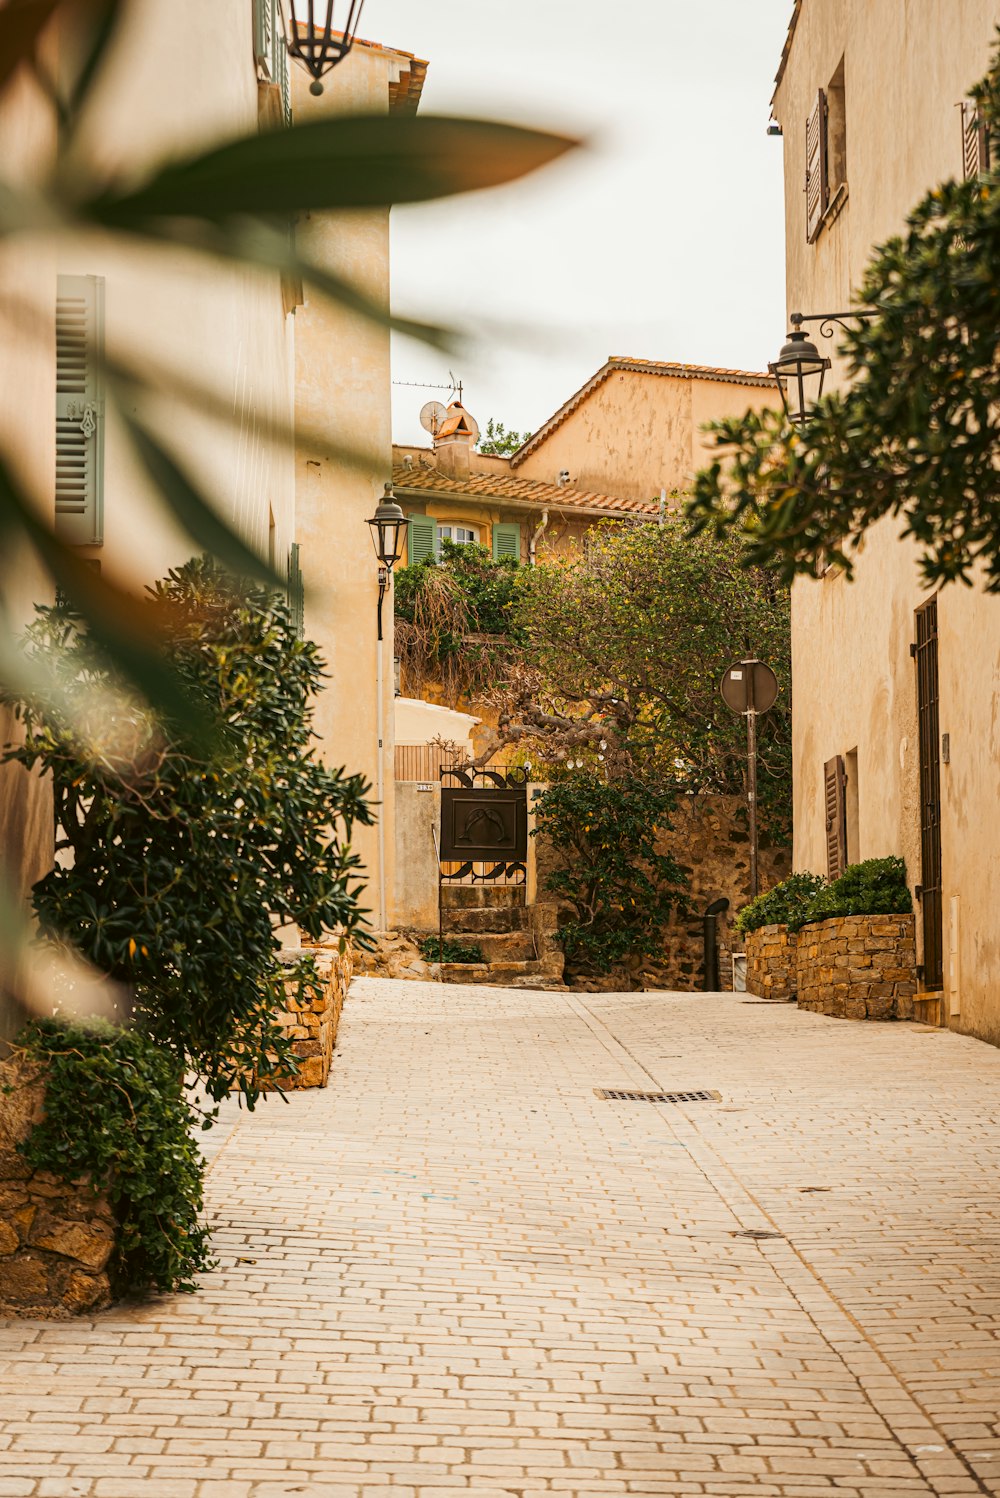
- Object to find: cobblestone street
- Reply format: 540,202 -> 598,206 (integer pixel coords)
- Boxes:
2,979 -> 1000,1498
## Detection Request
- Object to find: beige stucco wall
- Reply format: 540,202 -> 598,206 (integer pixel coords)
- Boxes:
292,41 -> 422,929
514,370 -> 776,504
62,0 -> 295,584
774,0 -> 1000,1041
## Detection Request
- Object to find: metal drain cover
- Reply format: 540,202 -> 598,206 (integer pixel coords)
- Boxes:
595,1088 -> 721,1103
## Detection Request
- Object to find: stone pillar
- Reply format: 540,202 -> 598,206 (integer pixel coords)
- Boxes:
744,923 -> 798,1001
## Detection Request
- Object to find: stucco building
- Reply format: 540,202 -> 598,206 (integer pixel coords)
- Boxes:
772,0 -> 1000,1040
392,358 -> 775,566
0,1 -> 421,950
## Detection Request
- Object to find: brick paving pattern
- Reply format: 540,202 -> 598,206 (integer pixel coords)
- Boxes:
2,980 -> 999,1497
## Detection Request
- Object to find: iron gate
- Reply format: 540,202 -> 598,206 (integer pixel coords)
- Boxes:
913,597 -> 943,989
439,765 -> 528,885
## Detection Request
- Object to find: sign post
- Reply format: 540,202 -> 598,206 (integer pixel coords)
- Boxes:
720,659 -> 779,900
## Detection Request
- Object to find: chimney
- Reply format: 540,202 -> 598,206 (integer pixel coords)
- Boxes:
433,401 -> 477,477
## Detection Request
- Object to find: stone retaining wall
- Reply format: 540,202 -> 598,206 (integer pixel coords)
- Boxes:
796,914 -> 917,1020
0,1056 -> 114,1319
744,923 -> 798,1001
262,943 -> 353,1091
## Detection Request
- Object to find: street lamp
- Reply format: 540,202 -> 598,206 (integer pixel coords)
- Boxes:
287,0 -> 367,95
365,480 -> 406,935
769,309 -> 877,426
366,481 -> 406,641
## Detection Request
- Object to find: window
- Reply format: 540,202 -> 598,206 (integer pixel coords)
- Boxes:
823,754 -> 847,879
55,273 -> 105,546
805,57 -> 847,243
961,97 -> 990,179
438,524 -> 480,547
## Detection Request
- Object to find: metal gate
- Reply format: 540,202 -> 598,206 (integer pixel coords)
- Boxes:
913,597 -> 943,989
439,765 -> 528,886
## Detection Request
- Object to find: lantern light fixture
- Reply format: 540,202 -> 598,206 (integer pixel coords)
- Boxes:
769,309 -> 878,427
287,0 -> 367,95
367,482 -> 406,571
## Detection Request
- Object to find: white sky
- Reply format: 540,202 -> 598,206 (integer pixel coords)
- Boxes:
375,1 -> 795,448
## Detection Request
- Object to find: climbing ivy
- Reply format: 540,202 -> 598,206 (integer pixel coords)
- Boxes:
14,1018 -> 212,1297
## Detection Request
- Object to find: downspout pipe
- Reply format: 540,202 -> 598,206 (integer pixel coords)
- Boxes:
529,509 -> 549,566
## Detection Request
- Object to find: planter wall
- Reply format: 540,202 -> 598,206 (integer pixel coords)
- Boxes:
0,1057 -> 115,1318
262,943 -> 353,1091
796,914 -> 917,1020
744,923 -> 798,1001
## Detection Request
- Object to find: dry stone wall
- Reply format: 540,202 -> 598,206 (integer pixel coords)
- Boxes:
0,1056 -> 114,1318
259,943 -> 353,1092
796,914 -> 917,1020
745,924 -> 798,1001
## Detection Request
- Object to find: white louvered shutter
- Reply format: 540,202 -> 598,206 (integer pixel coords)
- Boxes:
805,90 -> 828,243
55,274 -> 105,545
961,98 -> 990,179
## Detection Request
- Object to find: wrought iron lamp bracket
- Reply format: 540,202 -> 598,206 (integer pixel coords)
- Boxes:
790,309 -> 878,341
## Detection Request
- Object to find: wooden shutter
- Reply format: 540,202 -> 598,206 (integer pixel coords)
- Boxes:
823,754 -> 847,879
286,542 -> 304,638
55,273 -> 104,546
805,90 -> 829,243
407,514 -> 437,564
492,521 -> 521,563
961,98 -> 990,179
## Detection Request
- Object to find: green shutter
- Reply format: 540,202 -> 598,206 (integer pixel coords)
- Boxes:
254,0 -> 273,73
492,521 -> 521,563
287,543 -> 304,638
55,273 -> 105,546
408,514 -> 437,564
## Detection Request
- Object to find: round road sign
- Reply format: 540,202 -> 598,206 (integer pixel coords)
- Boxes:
720,659 -> 779,715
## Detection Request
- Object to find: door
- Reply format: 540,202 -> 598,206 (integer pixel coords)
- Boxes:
914,598 -> 943,989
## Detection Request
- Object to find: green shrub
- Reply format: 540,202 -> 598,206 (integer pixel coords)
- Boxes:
800,856 -> 912,928
736,872 -> 827,936
533,772 -> 689,976
419,936 -> 484,964
15,1018 -> 211,1297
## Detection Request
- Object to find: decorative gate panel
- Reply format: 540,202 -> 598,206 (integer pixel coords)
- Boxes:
439,766 -> 528,885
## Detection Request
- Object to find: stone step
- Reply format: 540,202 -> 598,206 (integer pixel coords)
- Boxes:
439,959 -> 542,986
443,906 -> 529,934
461,930 -> 536,962
440,885 -> 526,910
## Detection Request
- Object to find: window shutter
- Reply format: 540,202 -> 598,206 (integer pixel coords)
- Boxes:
823,754 -> 847,879
407,514 -> 437,564
287,542 -> 304,638
55,273 -> 104,546
492,521 -> 521,563
805,89 -> 829,243
254,0 -> 274,75
961,98 -> 990,179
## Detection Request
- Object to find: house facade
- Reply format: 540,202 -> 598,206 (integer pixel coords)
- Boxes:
0,1 -> 422,952
773,0 -> 1000,1040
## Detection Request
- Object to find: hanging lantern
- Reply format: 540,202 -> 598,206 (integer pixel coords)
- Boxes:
768,322 -> 831,427
287,0 -> 367,95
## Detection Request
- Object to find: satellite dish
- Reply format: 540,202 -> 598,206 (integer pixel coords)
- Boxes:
419,400 -> 448,436
463,410 -> 480,444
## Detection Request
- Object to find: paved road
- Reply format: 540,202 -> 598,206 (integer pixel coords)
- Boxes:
2,980 -> 1000,1497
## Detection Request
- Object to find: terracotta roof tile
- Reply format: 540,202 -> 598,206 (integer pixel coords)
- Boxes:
510,356 -> 774,466
391,464 -> 659,517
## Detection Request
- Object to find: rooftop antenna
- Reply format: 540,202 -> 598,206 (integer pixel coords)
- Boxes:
393,372 -> 464,403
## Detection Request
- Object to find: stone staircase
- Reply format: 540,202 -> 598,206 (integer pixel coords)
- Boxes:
438,886 -> 565,990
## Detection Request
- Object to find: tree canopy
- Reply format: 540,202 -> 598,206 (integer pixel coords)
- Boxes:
499,519 -> 792,840
688,45 -> 1000,592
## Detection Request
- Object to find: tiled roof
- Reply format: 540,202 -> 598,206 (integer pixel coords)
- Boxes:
391,464 -> 659,517
509,356 -> 774,466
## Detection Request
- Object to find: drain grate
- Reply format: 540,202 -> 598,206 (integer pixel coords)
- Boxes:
731,1228 -> 785,1240
595,1088 -> 720,1104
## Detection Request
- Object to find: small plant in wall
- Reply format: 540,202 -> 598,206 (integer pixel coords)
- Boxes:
419,936 -> 485,964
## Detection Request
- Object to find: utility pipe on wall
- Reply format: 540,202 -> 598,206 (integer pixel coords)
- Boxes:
529,509 -> 549,566
375,564 -> 388,931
